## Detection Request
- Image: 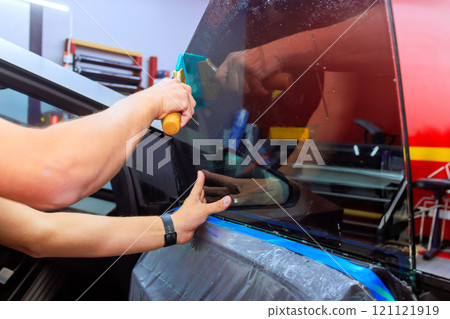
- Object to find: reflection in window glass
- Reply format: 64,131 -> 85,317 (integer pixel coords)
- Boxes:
0,87 -> 76,126
175,0 -> 411,277
0,88 -> 28,124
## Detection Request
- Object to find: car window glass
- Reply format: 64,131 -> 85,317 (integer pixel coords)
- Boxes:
0,87 -> 76,126
172,0 -> 411,278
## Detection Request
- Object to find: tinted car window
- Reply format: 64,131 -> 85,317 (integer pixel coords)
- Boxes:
171,0 -> 411,277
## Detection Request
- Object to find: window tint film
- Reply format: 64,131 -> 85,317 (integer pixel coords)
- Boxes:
173,0 -> 411,277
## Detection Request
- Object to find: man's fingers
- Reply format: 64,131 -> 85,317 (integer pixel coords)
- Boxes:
204,196 -> 231,214
180,97 -> 194,127
190,171 -> 205,197
181,82 -> 192,94
189,94 -> 196,109
181,111 -> 193,127
200,189 -> 205,201
180,83 -> 196,111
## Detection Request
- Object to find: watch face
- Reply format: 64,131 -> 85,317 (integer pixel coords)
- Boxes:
164,233 -> 177,247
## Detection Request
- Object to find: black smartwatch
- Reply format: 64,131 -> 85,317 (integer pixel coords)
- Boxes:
161,214 -> 177,247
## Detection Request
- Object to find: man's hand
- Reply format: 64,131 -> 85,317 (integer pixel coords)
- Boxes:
127,78 -> 196,128
171,171 -> 231,244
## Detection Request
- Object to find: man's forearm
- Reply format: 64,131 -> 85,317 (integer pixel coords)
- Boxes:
0,94 -> 158,210
0,196 -> 166,258
41,94 -> 160,200
40,212 -> 166,258
0,78 -> 194,211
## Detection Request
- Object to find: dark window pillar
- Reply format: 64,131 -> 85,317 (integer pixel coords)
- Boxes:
28,4 -> 43,126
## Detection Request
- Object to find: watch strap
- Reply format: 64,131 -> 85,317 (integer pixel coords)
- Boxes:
161,214 -> 177,247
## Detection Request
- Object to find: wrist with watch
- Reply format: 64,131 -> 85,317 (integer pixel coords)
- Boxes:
161,214 -> 177,247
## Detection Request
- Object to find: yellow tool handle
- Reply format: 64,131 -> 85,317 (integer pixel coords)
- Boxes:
162,69 -> 186,135
162,112 -> 182,135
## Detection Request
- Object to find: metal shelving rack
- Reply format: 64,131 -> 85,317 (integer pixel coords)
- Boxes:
64,38 -> 143,94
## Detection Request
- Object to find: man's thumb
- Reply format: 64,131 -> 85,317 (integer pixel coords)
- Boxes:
206,195 -> 231,214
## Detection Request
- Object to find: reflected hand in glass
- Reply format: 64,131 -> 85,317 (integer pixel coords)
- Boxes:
215,45 -> 285,96
202,169 -> 287,206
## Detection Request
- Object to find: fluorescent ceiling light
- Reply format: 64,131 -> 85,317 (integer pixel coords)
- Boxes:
23,0 -> 69,12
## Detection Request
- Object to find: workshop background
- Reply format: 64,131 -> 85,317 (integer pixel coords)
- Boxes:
1,0 -> 449,303
0,0 -> 208,87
